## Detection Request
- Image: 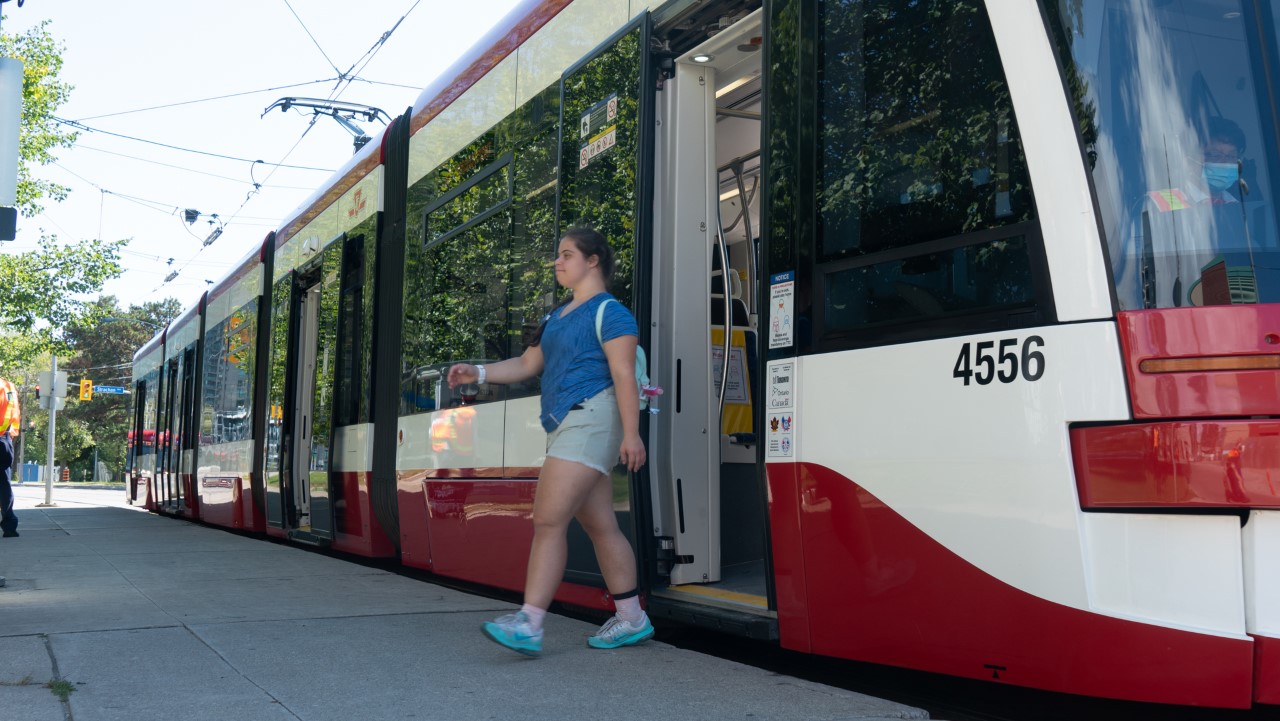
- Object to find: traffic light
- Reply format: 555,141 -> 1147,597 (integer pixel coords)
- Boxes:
34,383 -> 40,400
79,379 -> 93,401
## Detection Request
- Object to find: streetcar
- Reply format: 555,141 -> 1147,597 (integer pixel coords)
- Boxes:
126,0 -> 1280,708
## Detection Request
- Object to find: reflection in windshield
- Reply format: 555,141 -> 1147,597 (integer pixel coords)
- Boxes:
1049,0 -> 1280,309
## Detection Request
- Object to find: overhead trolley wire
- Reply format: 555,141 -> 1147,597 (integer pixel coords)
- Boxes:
349,77 -> 422,91
113,3 -> 422,295
75,144 -> 317,190
282,0 -> 345,78
72,79 -> 341,122
326,0 -> 423,103
53,117 -> 336,173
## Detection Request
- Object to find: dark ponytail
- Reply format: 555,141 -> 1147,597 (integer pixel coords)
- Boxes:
529,227 -> 613,347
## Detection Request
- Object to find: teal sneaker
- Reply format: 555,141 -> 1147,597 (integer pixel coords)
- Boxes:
587,612 -> 654,649
482,612 -> 543,656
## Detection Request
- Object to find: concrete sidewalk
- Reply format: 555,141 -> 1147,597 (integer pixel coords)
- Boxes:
0,487 -> 930,721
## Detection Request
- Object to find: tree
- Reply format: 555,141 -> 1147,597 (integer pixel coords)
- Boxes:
20,296 -> 181,480
0,20 -> 125,371
1,18 -> 77,218
0,234 -> 125,370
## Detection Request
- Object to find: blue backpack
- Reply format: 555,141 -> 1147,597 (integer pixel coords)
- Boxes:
595,299 -> 659,413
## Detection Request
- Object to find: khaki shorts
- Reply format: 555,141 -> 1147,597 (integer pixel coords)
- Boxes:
545,387 -> 622,475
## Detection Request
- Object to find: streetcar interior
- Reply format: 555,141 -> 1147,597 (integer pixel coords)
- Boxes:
652,7 -> 769,614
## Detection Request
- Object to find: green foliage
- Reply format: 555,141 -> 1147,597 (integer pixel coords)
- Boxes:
816,0 -> 1035,244
558,28 -> 642,308
0,19 -> 77,218
397,25 -> 646,417
0,234 -> 125,369
45,679 -> 74,702
18,297 -> 180,478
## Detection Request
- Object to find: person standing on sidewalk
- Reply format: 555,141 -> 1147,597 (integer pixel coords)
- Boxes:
0,377 -> 20,537
447,227 -> 653,656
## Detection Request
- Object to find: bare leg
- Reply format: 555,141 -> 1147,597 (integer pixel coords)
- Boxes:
523,457 -> 608,610
575,469 -> 637,595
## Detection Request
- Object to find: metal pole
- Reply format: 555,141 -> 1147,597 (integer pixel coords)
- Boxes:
39,354 -> 57,507
92,445 -> 98,483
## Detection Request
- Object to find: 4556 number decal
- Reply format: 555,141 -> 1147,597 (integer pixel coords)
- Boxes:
953,336 -> 1045,386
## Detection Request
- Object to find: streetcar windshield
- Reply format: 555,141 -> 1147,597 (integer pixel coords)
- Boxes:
1048,0 -> 1280,309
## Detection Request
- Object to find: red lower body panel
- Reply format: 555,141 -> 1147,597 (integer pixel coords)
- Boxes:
171,473 -> 199,519
199,474 -> 263,531
330,471 -> 395,558
396,472 -> 614,612
767,461 -> 1254,707
1255,634 -> 1280,704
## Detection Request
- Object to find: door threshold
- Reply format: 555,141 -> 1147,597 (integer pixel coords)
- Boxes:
287,529 -> 328,546
652,583 -> 773,616
664,582 -> 769,610
647,592 -> 778,640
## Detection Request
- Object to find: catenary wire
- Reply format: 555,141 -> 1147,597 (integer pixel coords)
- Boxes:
75,144 -> 317,190
72,79 -> 340,121
53,117 -> 335,173
282,0 -> 345,77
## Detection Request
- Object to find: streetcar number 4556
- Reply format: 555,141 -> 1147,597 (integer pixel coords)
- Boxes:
953,336 -> 1045,386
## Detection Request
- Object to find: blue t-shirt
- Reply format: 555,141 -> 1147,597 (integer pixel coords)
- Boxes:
538,292 -> 638,432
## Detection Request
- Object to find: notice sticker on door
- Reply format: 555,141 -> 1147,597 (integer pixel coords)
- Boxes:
768,361 -> 794,410
767,413 -> 793,458
769,271 -> 795,349
767,359 -> 795,459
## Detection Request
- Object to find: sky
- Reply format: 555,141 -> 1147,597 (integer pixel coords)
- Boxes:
3,0 -> 523,314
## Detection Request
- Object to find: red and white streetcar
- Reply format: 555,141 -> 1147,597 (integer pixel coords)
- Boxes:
128,0 -> 1280,708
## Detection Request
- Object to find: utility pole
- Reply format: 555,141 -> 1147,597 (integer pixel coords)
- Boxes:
0,0 -> 23,241
39,354 -> 58,507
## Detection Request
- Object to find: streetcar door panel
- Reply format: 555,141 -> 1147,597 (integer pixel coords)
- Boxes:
161,358 -> 179,510
650,10 -> 770,607
555,15 -> 652,589
304,242 -> 342,540
291,281 -> 320,532
264,273 -> 293,529
177,346 -> 197,512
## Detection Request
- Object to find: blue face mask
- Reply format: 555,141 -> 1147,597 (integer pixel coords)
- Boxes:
1203,162 -> 1239,192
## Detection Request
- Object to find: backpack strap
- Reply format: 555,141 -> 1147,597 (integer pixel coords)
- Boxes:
595,298 -> 615,348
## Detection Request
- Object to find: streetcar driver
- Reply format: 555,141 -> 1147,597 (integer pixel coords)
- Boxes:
1116,117 -> 1253,309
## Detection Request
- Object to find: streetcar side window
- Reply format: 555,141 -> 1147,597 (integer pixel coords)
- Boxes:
334,233 -> 365,428
202,300 -> 257,446
811,0 -> 1048,346
506,83 -> 562,403
401,144 -> 513,414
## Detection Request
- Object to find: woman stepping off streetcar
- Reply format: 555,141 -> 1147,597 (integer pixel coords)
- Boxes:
448,228 -> 654,656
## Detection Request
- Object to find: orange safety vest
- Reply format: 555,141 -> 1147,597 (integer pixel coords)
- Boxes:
0,377 -> 19,435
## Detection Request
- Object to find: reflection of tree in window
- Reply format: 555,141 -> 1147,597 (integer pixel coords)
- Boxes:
814,0 -> 1042,335
817,0 -> 1035,256
559,28 -> 643,309
402,132 -> 510,415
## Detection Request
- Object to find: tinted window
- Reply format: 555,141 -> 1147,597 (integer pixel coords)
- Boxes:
558,26 -> 644,308
335,234 -> 365,428
402,137 -> 513,416
1047,1 -> 1280,309
202,302 -> 257,446
814,0 -> 1043,342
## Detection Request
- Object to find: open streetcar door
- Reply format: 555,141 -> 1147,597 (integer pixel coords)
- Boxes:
553,14 -> 657,594
646,6 -> 773,631
264,239 -> 344,544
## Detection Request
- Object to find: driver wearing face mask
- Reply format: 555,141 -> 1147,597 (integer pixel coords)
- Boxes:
1146,117 -> 1246,210
1111,116 -> 1253,309
1194,117 -> 1246,203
